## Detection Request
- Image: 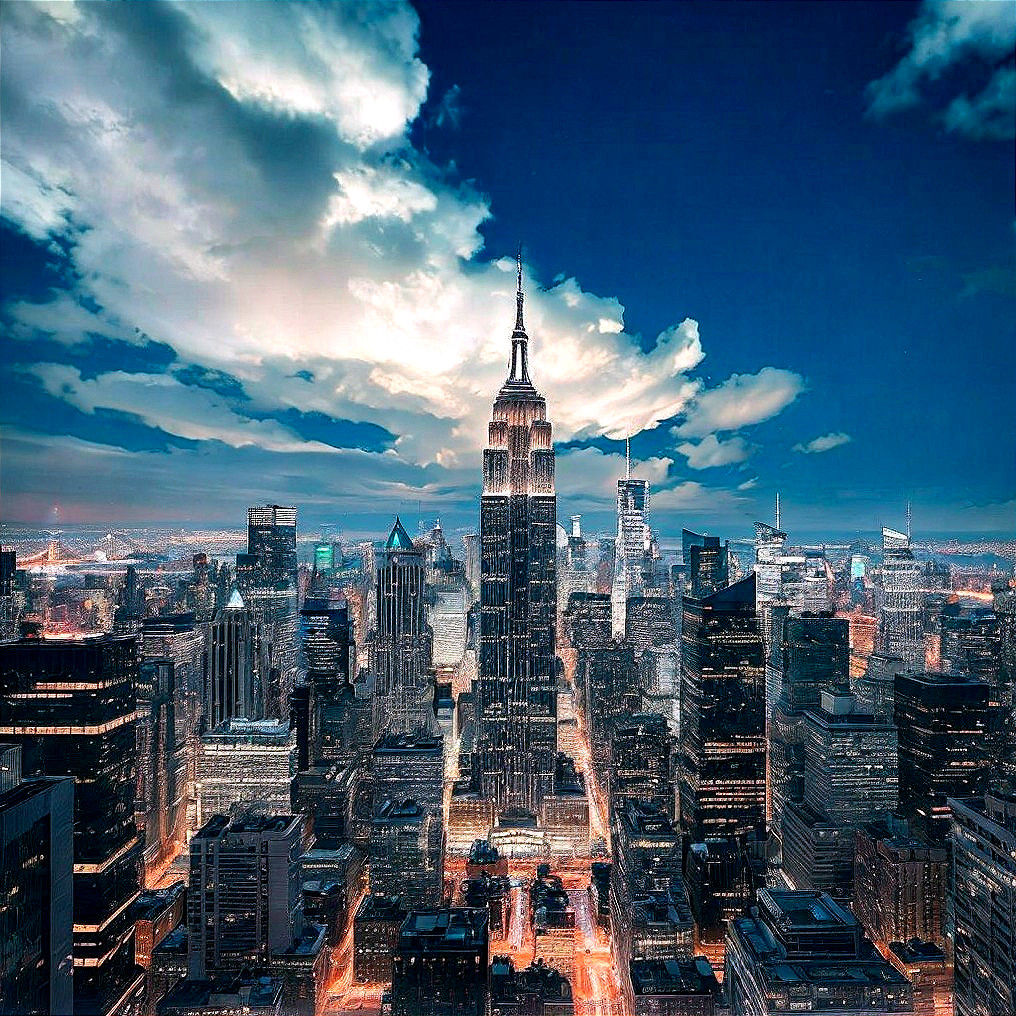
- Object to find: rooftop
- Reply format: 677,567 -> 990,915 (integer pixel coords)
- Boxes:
630,957 -> 719,997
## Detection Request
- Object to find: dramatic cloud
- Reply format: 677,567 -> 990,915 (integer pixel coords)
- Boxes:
794,432 -> 852,455
867,0 -> 1016,140
672,367 -> 805,439
676,433 -> 754,470
0,1 -> 804,522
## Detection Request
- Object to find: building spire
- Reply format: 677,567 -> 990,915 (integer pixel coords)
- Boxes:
775,492 -> 781,531
906,499 -> 912,541
514,244 -> 525,335
626,436 -> 631,479
506,244 -> 531,386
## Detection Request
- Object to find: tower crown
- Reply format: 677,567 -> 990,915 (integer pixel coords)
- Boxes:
386,516 -> 417,553
501,246 -> 538,395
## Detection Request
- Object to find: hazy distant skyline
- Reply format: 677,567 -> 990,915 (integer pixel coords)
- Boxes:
1,1 -> 1013,536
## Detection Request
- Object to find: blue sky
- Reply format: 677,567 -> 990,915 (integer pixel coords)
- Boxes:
1,0 -> 1013,539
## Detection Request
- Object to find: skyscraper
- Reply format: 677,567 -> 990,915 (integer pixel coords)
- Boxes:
475,254 -> 557,815
877,527 -> 924,670
949,788 -> 1016,1016
207,587 -> 257,728
0,744 -> 74,1016
679,575 -> 766,841
894,671 -> 990,842
373,517 -> 434,738
0,634 -> 145,1016
247,505 -> 298,587
612,449 -> 653,639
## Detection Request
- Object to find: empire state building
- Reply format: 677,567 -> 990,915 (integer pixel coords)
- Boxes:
475,254 -> 558,815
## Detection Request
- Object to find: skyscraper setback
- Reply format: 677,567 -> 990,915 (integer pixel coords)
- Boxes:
475,256 -> 558,814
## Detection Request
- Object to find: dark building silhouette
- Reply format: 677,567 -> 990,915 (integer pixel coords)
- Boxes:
0,744 -> 73,1016
475,257 -> 557,815
390,907 -> 490,1016
0,634 -> 145,1016
894,671 -> 990,842
207,588 -> 257,728
679,575 -> 766,842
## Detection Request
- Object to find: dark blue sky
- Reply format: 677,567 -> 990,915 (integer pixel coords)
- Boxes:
1,0 -> 1013,537
412,0 -> 1015,532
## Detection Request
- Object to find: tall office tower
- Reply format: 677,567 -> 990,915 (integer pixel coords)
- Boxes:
462,533 -> 481,603
207,588 -> 258,728
0,744 -> 73,1016
877,527 -> 924,670
610,712 -> 673,817
369,799 -> 444,906
112,564 -> 142,635
683,529 -> 729,599
557,514 -> 593,614
0,549 -> 18,642
853,816 -> 948,950
187,813 -> 305,977
373,518 -> 434,738
196,718 -> 297,825
0,635 -> 145,1016
581,642 -> 641,783
190,552 -> 216,621
136,657 -> 187,876
768,613 -> 850,841
679,575 -> 766,841
299,595 -> 353,761
241,505 -> 300,721
894,671 -> 990,842
390,908 -> 490,1016
429,583 -> 468,667
612,450 -> 653,638
754,520 -> 788,651
724,889 -> 913,1016
247,505 -> 299,586
142,613 -> 206,829
949,788 -> 1016,1016
781,691 -> 898,899
475,256 -> 557,815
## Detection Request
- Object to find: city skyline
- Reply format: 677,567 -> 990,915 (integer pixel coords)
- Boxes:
1,1 -> 1014,537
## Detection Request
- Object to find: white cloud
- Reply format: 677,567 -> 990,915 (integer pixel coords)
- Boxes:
676,433 -> 754,470
794,431 -> 852,455
737,476 -> 759,491
0,0 -> 806,522
673,367 -> 804,439
867,0 -> 1016,139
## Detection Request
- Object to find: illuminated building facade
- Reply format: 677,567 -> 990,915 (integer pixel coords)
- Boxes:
0,744 -> 73,1016
679,575 -> 766,842
369,798 -> 444,907
0,634 -> 145,1016
877,527 -> 924,670
475,257 -> 557,815
196,718 -> 297,825
949,789 -> 1016,1016
725,889 -> 913,1015
853,817 -> 948,949
373,517 -> 434,738
612,458 -> 653,639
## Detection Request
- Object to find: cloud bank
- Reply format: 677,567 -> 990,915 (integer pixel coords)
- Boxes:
0,0 -> 809,525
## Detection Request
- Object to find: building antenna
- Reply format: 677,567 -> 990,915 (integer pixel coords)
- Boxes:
626,435 -> 631,480
906,499 -> 912,541
775,492 -> 781,531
